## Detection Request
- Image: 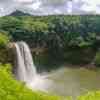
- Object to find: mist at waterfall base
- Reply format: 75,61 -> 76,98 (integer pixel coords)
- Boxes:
14,41 -> 53,92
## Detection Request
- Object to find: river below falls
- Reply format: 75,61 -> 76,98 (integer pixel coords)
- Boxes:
28,67 -> 100,97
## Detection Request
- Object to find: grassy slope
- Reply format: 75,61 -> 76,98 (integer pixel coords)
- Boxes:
0,64 -> 100,100
78,91 -> 100,100
0,64 -> 69,100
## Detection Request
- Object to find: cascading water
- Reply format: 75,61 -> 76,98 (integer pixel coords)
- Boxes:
14,41 -> 37,83
14,41 -> 52,91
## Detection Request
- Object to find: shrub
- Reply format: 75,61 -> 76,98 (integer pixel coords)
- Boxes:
0,32 -> 12,64
0,32 -> 9,48
94,50 -> 100,66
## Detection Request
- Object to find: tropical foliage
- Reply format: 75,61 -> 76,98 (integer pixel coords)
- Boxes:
0,15 -> 100,49
1,15 -> 100,65
0,32 -> 9,48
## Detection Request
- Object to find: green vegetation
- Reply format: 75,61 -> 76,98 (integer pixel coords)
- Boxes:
0,64 -> 100,100
0,33 -> 11,64
0,14 -> 100,100
0,32 -> 9,48
0,64 -> 67,100
0,15 -> 100,49
0,15 -> 100,66
78,91 -> 100,100
94,50 -> 100,66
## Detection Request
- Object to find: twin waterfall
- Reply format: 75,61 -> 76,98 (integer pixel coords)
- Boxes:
13,41 -> 51,91
14,41 -> 37,83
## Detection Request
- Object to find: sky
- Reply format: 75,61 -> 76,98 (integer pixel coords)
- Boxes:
0,0 -> 100,16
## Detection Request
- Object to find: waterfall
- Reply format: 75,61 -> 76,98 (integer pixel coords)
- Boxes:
13,41 -> 52,92
14,41 -> 37,83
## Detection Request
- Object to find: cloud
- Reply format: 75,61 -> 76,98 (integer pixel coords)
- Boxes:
0,0 -> 17,16
19,0 -> 72,15
16,0 -> 33,3
72,0 -> 100,14
1,0 -> 100,16
0,0 -> 72,16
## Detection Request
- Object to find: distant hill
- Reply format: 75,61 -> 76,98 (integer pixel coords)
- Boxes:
9,11 -> 65,17
9,11 -> 31,16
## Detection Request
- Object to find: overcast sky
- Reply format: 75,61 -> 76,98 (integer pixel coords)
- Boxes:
0,0 -> 100,16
